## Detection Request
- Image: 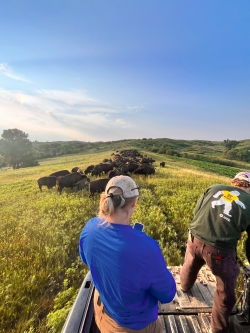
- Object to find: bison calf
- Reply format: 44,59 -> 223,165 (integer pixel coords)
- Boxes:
74,177 -> 90,191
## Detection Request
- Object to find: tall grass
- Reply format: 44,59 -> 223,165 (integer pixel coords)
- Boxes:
0,151 -> 247,333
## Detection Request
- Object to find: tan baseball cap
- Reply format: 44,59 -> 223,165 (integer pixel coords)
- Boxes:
233,171 -> 250,183
105,175 -> 139,198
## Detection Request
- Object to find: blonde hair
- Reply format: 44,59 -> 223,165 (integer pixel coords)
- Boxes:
98,187 -> 138,219
231,179 -> 250,188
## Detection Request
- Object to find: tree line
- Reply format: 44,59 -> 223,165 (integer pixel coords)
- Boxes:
0,129 -> 250,169
0,129 -> 109,169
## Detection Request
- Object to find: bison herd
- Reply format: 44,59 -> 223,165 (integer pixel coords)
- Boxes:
37,150 -> 166,196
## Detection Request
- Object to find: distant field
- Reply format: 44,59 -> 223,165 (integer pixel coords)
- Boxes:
0,150 -> 248,333
167,155 -> 242,177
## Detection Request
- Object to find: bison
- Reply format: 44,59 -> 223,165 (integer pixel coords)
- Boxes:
84,165 -> 95,175
91,165 -> 103,177
160,162 -> 165,167
71,166 -> 80,173
119,164 -> 129,174
74,177 -> 90,191
88,178 -> 110,197
140,157 -> 155,164
108,168 -> 120,178
126,163 -> 140,173
100,163 -> 114,174
57,172 -> 87,194
37,176 -> 57,191
134,164 -> 155,176
49,170 -> 70,177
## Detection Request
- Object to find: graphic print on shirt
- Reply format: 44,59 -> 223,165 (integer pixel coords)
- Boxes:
211,190 -> 246,217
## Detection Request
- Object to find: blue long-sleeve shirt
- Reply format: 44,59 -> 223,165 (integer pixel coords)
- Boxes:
79,217 -> 176,329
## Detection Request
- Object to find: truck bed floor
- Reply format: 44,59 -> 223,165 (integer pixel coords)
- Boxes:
62,265 -> 250,333
158,266 -> 250,333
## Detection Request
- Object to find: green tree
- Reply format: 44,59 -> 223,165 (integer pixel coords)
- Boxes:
225,148 -> 250,162
166,148 -> 180,157
158,146 -> 166,154
223,139 -> 239,151
0,154 -> 6,168
0,128 -> 38,169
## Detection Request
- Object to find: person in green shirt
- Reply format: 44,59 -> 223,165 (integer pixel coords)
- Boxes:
180,172 -> 250,333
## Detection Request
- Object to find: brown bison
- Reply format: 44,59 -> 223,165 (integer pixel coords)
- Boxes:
88,178 -> 110,197
49,170 -> 70,177
119,164 -> 129,174
37,176 -> 57,191
127,163 -> 140,173
74,177 -> 90,191
108,169 -> 120,178
71,166 -> 80,173
140,157 -> 155,164
91,165 -> 103,177
160,162 -> 165,167
134,164 -> 155,176
84,165 -> 95,175
101,163 -> 114,174
57,172 -> 87,194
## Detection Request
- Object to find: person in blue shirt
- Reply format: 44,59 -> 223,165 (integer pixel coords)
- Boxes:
79,175 -> 176,333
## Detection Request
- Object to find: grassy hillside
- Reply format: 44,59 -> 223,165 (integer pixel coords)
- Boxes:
31,137 -> 250,159
1,150 -> 249,333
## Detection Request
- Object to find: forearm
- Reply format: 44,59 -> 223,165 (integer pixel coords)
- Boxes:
150,270 -> 176,303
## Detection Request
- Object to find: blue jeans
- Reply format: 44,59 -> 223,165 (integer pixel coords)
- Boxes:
180,235 -> 239,333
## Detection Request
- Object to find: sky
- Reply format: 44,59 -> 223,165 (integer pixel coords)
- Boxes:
0,1 -> 249,142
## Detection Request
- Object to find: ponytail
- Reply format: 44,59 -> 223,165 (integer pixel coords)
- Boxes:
98,188 -> 138,219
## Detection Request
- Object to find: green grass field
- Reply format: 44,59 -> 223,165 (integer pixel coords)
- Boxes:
1,150 -> 248,333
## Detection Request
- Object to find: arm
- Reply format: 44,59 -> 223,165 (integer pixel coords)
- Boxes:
148,242 -> 176,303
235,200 -> 246,209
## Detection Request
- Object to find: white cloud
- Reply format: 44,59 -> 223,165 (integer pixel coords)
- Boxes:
127,106 -> 144,113
0,63 -> 29,82
0,88 -> 138,141
37,89 -> 95,105
114,118 -> 132,128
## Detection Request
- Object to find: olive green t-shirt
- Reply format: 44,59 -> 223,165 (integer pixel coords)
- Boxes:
189,184 -> 250,256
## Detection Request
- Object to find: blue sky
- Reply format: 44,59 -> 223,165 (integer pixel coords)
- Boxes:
0,1 -> 249,142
